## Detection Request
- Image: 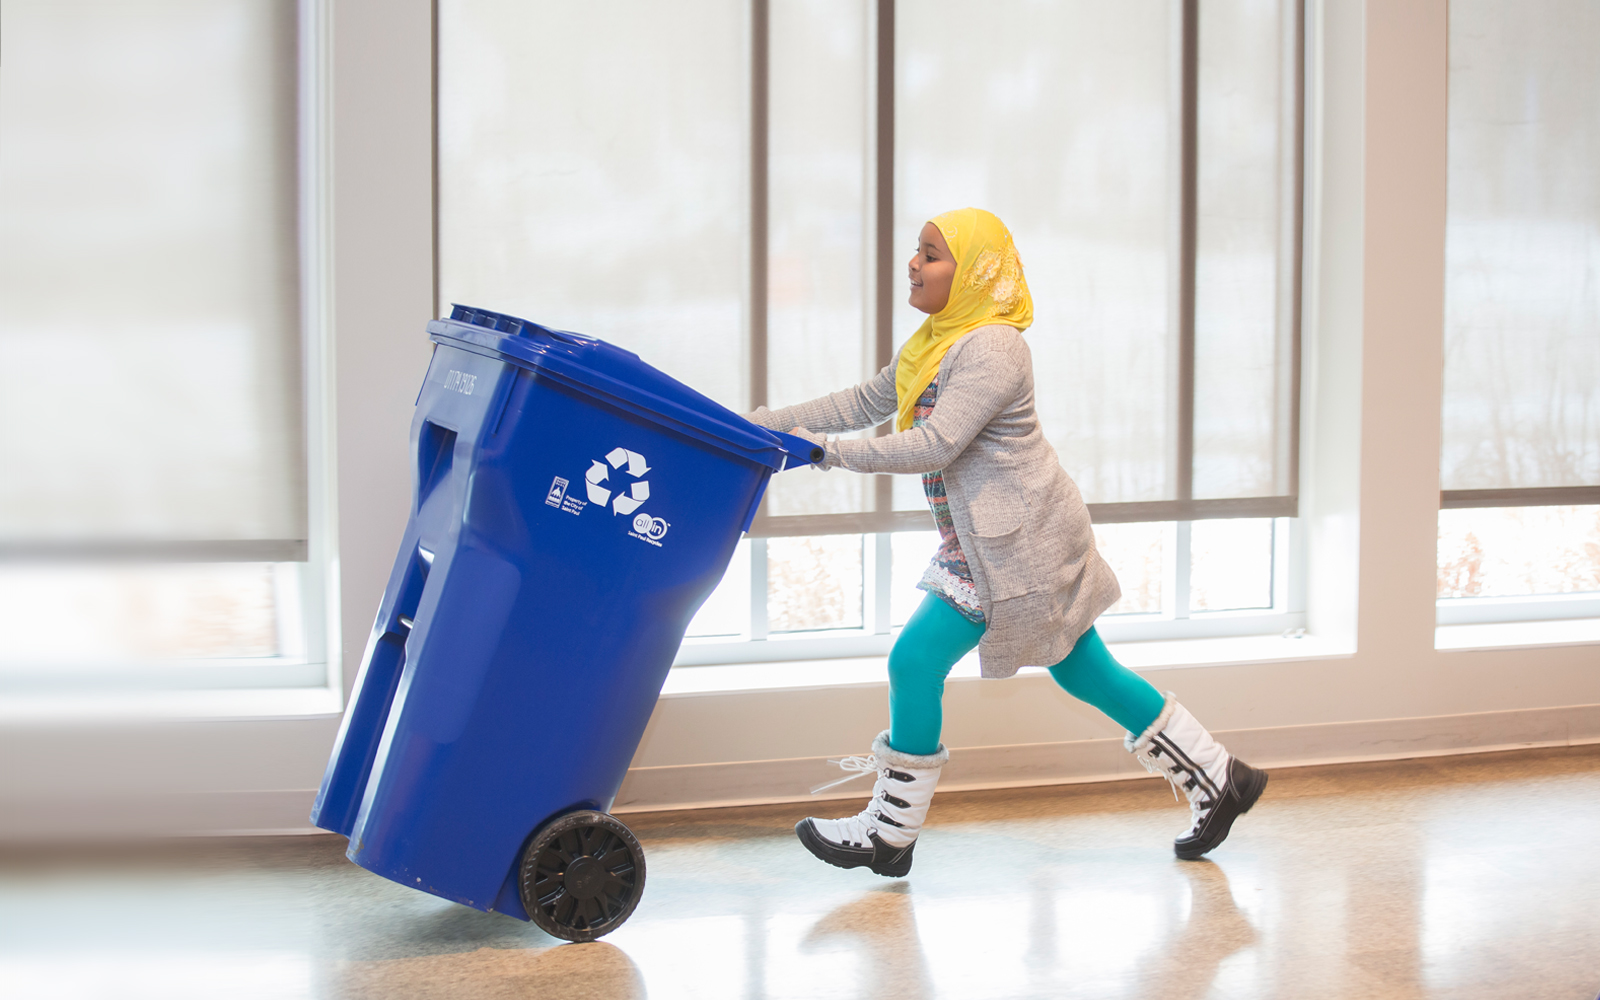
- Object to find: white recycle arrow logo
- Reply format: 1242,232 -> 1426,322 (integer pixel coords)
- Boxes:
585,447 -> 651,516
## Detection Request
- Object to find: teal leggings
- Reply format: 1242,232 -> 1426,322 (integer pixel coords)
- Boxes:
887,593 -> 1166,756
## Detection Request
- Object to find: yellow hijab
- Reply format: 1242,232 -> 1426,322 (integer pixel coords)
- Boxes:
894,208 -> 1033,431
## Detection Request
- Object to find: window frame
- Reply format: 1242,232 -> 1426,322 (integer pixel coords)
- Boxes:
1436,592 -> 1600,627
426,1 -> 1312,668
1435,2 -> 1600,627
0,0 -> 336,694
672,0 -> 1310,665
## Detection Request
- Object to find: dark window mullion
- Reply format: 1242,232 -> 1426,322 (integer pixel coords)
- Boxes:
1177,0 -> 1199,506
1285,0 -> 1306,505
873,0 -> 896,516
747,496 -> 1299,538
1441,487 -> 1600,510
746,0 -> 771,545
748,0 -> 769,414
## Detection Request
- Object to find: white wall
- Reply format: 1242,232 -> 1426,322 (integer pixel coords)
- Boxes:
1,0 -> 1595,837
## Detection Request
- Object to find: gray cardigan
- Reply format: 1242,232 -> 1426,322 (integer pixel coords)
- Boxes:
750,324 -> 1121,678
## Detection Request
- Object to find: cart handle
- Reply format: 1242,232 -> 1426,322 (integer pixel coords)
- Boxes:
772,430 -> 826,470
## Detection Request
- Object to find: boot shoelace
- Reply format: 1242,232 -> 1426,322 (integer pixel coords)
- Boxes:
808,755 -> 893,846
1132,746 -> 1182,802
1136,747 -> 1217,830
810,753 -> 879,795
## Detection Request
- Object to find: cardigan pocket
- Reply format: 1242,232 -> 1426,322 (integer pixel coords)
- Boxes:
966,521 -> 1032,601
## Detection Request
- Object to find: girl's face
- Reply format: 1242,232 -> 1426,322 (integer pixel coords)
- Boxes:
907,222 -> 956,314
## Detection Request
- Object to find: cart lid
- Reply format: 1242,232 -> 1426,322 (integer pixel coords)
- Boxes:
428,305 -> 818,472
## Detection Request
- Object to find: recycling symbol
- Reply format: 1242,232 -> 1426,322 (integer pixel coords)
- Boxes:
585,447 -> 651,516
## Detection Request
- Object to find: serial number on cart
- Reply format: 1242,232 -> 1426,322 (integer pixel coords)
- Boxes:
442,370 -> 478,395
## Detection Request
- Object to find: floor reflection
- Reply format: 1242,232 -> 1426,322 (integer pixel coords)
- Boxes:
337,941 -> 646,1000
1135,860 -> 1257,998
1,745 -> 1596,1000
1344,823 -> 1425,999
801,883 -> 932,1000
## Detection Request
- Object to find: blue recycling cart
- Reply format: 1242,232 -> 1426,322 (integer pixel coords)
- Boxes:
311,305 -> 819,941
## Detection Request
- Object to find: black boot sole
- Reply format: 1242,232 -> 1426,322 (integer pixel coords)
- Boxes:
795,819 -> 916,877
1175,759 -> 1268,860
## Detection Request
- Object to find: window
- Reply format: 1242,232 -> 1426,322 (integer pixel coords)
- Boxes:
0,1 -> 329,689
1439,1 -> 1600,625
679,517 -> 1300,663
438,0 -> 1306,662
1437,506 -> 1600,624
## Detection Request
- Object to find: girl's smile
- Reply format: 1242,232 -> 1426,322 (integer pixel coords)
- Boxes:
907,221 -> 956,314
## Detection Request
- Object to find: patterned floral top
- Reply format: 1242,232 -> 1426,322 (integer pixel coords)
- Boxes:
914,378 -> 985,623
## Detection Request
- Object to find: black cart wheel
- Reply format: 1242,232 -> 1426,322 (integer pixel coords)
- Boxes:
518,809 -> 646,942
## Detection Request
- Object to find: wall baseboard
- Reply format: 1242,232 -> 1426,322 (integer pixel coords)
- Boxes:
4,703 -> 1594,838
0,789 -> 326,841
612,701 -> 1600,814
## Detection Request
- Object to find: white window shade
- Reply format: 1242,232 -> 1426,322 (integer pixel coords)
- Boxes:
1442,0 -> 1600,498
760,0 -> 875,521
437,0 -> 750,412
1193,0 -> 1299,501
437,0 -> 1302,534
896,0 -> 1299,518
897,0 -> 1178,508
0,0 -> 306,553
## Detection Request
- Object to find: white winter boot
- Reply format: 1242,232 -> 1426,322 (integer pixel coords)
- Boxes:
795,731 -> 946,878
1126,695 -> 1268,860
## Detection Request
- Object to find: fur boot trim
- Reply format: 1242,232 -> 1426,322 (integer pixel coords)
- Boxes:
1124,692 -> 1178,751
872,730 -> 950,770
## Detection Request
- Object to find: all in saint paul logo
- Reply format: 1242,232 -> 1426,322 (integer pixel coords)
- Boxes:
632,512 -> 669,543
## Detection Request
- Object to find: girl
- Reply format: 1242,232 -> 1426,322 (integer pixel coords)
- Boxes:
749,208 -> 1267,877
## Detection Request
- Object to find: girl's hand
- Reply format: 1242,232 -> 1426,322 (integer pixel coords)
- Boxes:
788,427 -> 836,470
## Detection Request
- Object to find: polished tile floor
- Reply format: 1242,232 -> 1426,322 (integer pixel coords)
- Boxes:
3,745 -> 1598,1000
